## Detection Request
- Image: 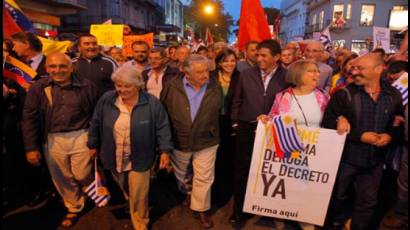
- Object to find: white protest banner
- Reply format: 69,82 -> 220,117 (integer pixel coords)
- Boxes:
243,121 -> 346,226
373,27 -> 391,52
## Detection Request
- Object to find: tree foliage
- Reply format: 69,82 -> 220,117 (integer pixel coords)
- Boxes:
183,0 -> 234,42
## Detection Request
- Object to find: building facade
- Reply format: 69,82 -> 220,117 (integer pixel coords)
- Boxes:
61,0 -> 166,33
15,0 -> 86,38
280,0 -> 310,44
306,0 -> 408,53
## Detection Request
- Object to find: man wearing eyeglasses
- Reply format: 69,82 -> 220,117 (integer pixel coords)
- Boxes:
304,41 -> 333,92
322,53 -> 404,230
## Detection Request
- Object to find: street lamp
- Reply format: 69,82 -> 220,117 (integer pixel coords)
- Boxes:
204,4 -> 215,15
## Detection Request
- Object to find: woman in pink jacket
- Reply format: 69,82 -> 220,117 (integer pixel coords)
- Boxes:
259,59 -> 349,230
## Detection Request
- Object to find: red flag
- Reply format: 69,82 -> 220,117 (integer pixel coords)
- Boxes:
3,5 -> 22,37
238,0 -> 271,51
205,27 -> 214,47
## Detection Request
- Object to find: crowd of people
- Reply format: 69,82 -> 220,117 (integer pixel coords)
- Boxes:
2,31 -> 408,230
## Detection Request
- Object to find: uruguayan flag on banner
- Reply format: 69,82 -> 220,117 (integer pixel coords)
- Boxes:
392,72 -> 408,106
84,159 -> 110,207
271,114 -> 304,158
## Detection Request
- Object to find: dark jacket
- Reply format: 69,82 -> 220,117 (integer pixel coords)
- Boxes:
322,83 -> 404,166
22,75 -> 99,153
87,90 -> 173,172
141,66 -> 180,98
161,75 -> 223,152
210,69 -> 240,116
72,54 -> 118,97
231,65 -> 289,124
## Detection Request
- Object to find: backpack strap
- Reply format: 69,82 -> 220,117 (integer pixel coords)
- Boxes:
44,86 -> 53,107
341,86 -> 361,127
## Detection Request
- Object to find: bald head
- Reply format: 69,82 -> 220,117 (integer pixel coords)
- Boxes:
46,52 -> 72,65
46,52 -> 73,85
355,53 -> 384,66
351,53 -> 385,86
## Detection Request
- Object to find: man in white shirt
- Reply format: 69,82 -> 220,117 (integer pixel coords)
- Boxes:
142,48 -> 180,99
11,32 -> 47,79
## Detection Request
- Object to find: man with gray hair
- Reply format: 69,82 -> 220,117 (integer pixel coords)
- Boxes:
304,40 -> 333,92
161,54 -> 223,229
22,52 -> 99,228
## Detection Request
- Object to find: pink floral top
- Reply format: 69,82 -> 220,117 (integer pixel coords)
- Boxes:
269,87 -> 329,117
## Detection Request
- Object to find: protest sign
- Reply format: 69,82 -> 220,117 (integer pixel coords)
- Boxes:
243,121 -> 346,226
373,27 -> 391,52
90,24 -> 124,46
123,33 -> 154,57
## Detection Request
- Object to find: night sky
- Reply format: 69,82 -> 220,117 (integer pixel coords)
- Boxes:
181,0 -> 282,42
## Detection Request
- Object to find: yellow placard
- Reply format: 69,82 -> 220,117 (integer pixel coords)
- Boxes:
90,24 -> 124,46
123,33 -> 154,57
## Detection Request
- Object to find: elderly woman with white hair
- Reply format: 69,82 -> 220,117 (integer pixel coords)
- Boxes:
87,64 -> 173,230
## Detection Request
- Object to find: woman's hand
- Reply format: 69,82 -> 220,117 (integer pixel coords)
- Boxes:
159,153 -> 170,170
336,116 -> 351,135
257,115 -> 270,124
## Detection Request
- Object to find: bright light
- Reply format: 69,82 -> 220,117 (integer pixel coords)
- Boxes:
214,24 -> 219,27
389,10 -> 408,31
204,4 -> 215,15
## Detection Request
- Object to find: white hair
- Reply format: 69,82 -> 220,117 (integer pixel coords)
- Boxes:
183,54 -> 211,74
306,40 -> 324,51
111,64 -> 145,89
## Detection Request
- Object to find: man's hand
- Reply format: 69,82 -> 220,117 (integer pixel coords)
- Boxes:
360,132 -> 380,145
393,115 -> 405,127
89,149 -> 97,159
374,133 -> 392,147
336,116 -> 351,135
159,153 -> 170,170
26,151 -> 42,166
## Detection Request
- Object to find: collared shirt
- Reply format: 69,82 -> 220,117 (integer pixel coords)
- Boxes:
48,78 -> 93,133
146,67 -> 167,99
347,87 -> 392,166
29,53 -> 44,71
113,97 -> 133,173
123,60 -> 150,74
183,77 -> 208,122
260,67 -> 278,91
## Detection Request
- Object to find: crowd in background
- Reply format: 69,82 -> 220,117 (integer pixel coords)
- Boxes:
2,30 -> 408,230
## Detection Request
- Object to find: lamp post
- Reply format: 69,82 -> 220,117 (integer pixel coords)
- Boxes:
201,3 -> 216,40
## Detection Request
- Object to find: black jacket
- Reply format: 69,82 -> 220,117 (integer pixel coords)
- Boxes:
161,75 -> 223,152
72,54 -> 118,97
231,65 -> 289,124
322,83 -> 404,166
210,69 -> 240,116
22,75 -> 99,152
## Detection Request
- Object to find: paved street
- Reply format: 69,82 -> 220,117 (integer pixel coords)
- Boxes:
2,168 -> 396,230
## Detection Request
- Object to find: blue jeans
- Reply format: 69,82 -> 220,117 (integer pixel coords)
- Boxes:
328,162 -> 384,230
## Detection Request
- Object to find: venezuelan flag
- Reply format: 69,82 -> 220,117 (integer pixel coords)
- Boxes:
3,56 -> 37,87
3,0 -> 36,36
